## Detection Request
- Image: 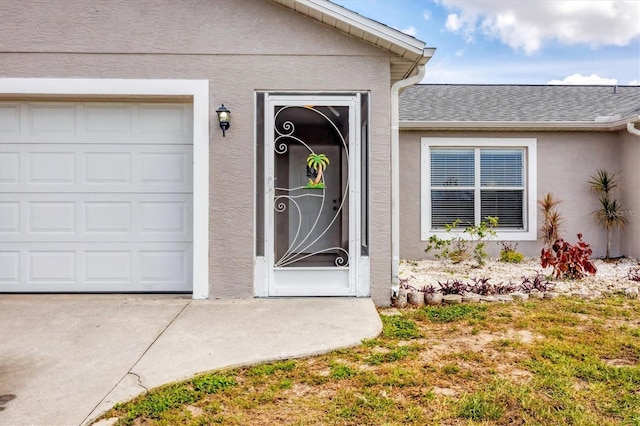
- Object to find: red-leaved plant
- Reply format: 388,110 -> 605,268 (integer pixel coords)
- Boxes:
540,233 -> 597,280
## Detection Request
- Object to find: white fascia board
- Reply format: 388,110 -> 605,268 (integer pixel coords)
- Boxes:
610,114 -> 640,131
400,120 -> 617,131
287,0 -> 427,60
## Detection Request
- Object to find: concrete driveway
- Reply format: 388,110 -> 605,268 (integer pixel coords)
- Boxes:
0,295 -> 381,426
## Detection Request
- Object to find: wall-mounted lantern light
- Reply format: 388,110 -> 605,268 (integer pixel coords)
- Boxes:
216,104 -> 231,137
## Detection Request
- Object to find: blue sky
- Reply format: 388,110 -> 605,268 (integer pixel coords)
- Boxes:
332,0 -> 640,85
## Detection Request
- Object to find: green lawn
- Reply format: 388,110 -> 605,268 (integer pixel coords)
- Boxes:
99,296 -> 640,425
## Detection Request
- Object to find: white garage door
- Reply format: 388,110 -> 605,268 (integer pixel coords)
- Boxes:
0,101 -> 193,292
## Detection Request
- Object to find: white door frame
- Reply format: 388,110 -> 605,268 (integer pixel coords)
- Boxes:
0,78 -> 210,299
262,94 -> 362,296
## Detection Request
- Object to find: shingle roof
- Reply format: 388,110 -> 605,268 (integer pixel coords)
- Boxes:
400,84 -> 640,123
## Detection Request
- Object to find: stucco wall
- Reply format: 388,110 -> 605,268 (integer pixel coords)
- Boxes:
399,130 -> 626,260
0,0 -> 393,304
620,130 -> 640,259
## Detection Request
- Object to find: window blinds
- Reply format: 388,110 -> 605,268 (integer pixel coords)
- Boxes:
430,147 -> 525,229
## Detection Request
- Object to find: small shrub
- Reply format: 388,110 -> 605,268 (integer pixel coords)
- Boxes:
425,217 -> 498,267
494,281 -> 518,295
499,242 -> 525,263
421,284 -> 437,294
468,277 -> 495,296
438,279 -> 468,295
540,234 -> 597,280
399,275 -> 416,290
628,267 -> 640,282
520,273 -> 552,293
500,250 -> 525,263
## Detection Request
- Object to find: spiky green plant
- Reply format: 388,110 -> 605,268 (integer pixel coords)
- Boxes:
588,169 -> 626,259
588,169 -> 619,194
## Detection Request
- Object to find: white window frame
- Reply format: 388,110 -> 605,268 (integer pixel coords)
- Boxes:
0,78 -> 210,299
421,137 -> 537,241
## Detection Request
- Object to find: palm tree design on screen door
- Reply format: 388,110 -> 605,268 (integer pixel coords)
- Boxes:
305,152 -> 330,189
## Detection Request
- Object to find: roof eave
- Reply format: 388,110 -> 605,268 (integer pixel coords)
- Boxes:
610,114 -> 640,129
272,0 -> 432,73
399,120 -> 630,132
300,0 -> 425,57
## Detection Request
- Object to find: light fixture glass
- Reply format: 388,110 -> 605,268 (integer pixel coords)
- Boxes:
216,104 -> 231,137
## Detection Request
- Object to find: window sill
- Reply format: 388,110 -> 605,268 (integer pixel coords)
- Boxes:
422,229 -> 537,241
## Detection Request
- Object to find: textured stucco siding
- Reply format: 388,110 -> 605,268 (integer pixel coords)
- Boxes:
0,0 -> 382,57
399,130 -> 628,260
620,131 -> 640,259
1,0 -> 393,304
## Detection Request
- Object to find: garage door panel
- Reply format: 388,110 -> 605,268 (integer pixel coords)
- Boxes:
0,201 -> 20,233
0,151 -> 20,183
0,251 -> 20,284
139,201 -> 189,234
0,193 -> 192,242
85,152 -> 132,183
0,103 -> 192,144
140,105 -> 189,135
0,243 -> 192,292
29,152 -> 77,183
30,201 -> 76,233
0,101 -> 194,293
140,152 -> 188,185
85,251 -> 132,283
31,104 -> 76,134
84,202 -> 131,233
29,251 -> 76,283
140,250 -> 188,283
0,144 -> 193,193
85,104 -> 132,133
0,104 -> 20,133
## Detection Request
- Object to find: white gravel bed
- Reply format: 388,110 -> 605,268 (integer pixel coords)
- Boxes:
399,257 -> 640,299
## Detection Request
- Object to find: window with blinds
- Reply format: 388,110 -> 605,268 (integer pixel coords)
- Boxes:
430,147 -> 525,229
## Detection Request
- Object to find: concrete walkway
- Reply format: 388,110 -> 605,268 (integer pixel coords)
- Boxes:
0,295 -> 382,426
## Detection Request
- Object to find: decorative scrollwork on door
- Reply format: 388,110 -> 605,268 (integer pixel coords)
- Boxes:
273,105 -> 349,267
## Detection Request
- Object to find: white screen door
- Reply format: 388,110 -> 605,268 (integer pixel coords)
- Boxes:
264,95 -> 361,296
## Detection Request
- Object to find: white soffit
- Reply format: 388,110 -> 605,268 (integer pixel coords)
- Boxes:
272,0 -> 433,79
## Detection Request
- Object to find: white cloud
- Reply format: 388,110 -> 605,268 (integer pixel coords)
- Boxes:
629,80 -> 640,86
423,10 -> 431,20
445,13 -> 476,42
439,0 -> 640,54
445,13 -> 462,31
399,25 -> 417,36
547,73 -> 618,85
